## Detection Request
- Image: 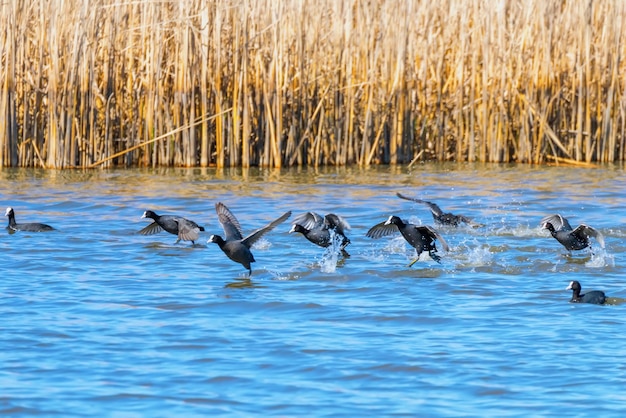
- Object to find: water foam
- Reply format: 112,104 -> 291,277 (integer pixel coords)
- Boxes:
586,248 -> 615,268
318,230 -> 345,273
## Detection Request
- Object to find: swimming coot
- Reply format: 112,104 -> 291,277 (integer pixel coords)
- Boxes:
289,212 -> 351,256
5,207 -> 54,232
396,193 -> 481,227
366,215 -> 449,265
541,214 -> 604,253
139,210 -> 205,244
566,280 -> 606,305
208,202 -> 291,275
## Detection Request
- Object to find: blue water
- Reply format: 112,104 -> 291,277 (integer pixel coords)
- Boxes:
1,163 -> 625,416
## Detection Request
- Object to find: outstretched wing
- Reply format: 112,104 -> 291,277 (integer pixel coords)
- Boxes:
324,213 -> 351,234
242,211 -> 292,247
540,214 -> 573,231
396,193 -> 444,217
138,222 -> 164,235
175,218 -> 200,242
215,202 -> 244,241
184,218 -> 205,232
573,224 -> 605,249
291,212 -> 325,230
366,221 -> 400,239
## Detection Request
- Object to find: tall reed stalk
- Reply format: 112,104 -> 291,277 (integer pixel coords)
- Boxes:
1,0 -> 625,168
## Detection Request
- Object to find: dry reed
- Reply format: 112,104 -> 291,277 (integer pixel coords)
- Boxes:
1,0 -> 625,168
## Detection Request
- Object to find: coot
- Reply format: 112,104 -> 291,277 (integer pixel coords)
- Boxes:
5,207 -> 54,232
396,193 -> 480,227
566,280 -> 606,304
541,214 -> 604,253
208,202 -> 291,275
289,212 -> 351,256
366,215 -> 449,265
139,210 -> 205,244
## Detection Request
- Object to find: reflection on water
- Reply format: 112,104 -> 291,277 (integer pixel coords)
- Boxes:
224,278 -> 267,289
1,163 -> 625,416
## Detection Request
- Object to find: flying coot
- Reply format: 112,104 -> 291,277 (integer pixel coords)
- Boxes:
208,202 -> 291,275
5,207 -> 54,232
139,210 -> 205,245
541,214 -> 604,253
566,280 -> 606,305
396,193 -> 481,227
366,215 -> 449,265
289,212 -> 351,256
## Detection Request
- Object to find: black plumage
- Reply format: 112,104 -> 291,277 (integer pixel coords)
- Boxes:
396,193 -> 480,227
139,210 -> 204,244
566,280 -> 606,305
208,202 -> 291,275
541,214 -> 604,252
289,212 -> 351,256
366,215 -> 449,265
5,207 -> 54,232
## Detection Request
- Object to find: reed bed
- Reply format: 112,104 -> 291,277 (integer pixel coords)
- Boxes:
1,0 -> 625,168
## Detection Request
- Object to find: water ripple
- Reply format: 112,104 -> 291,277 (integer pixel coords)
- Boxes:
1,164 -> 625,416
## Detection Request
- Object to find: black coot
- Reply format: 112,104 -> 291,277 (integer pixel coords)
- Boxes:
289,212 -> 350,256
139,210 -> 204,244
5,207 -> 54,232
566,280 -> 606,305
396,193 -> 481,227
208,202 -> 291,275
541,214 -> 604,253
366,215 -> 449,265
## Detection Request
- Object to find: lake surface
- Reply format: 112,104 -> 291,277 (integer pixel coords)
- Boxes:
1,163 -> 625,416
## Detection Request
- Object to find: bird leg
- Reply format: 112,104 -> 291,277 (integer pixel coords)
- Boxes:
428,250 -> 442,264
588,245 -> 595,257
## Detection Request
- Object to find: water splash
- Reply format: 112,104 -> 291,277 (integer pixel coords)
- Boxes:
252,237 -> 272,250
550,259 -> 561,272
318,230 -> 346,273
586,248 -> 615,268
448,239 -> 495,268
462,243 -> 495,267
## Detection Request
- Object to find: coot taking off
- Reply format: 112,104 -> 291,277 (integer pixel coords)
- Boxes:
289,212 -> 351,256
5,207 -> 54,232
366,215 -> 449,265
541,214 -> 604,252
208,202 -> 291,275
566,280 -> 606,305
139,210 -> 205,244
396,193 -> 480,227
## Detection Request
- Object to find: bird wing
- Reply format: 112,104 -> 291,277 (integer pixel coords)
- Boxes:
242,211 -> 292,247
175,218 -> 200,242
540,214 -> 573,231
396,193 -> 444,217
324,213 -> 351,233
138,222 -> 164,235
180,217 -> 204,232
291,212 -> 325,230
417,225 -> 450,252
215,202 -> 244,241
366,221 -> 400,239
573,224 -> 605,249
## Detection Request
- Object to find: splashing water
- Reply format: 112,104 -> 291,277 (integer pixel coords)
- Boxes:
318,230 -> 345,273
586,248 -> 614,268
252,237 -> 272,250
456,242 -> 494,268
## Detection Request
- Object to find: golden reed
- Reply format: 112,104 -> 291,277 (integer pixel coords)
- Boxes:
0,0 -> 624,168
